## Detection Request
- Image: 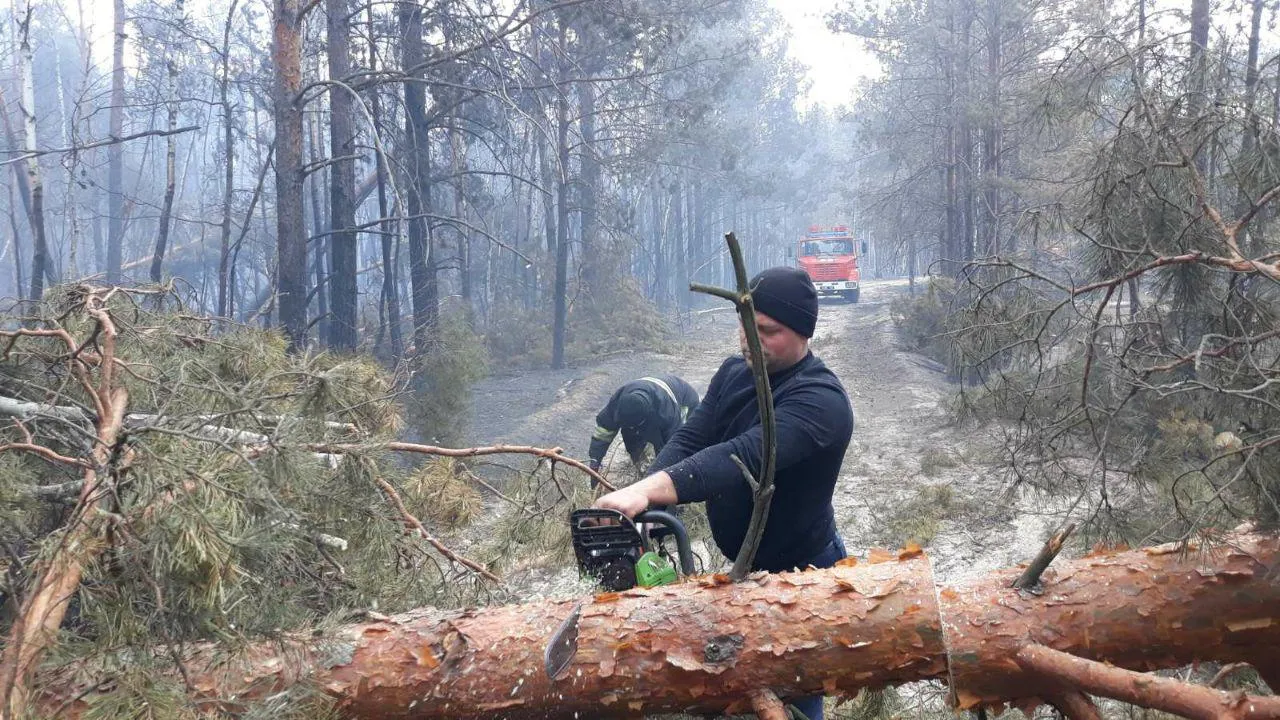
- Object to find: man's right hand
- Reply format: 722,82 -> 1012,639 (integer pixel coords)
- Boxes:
592,486 -> 650,518
592,471 -> 678,518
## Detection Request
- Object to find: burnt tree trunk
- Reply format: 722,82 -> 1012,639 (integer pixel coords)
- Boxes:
578,78 -> 603,294
326,0 -> 358,349
956,2 -> 975,264
399,0 -> 437,354
980,0 -> 1001,258
306,115 -> 328,343
366,3 -> 401,358
650,177 -> 665,308
106,0 -> 126,283
38,534 -> 1280,719
671,177 -> 685,312
149,0 -> 182,283
272,0 -> 307,349
550,17 -> 571,370
216,0 -> 239,317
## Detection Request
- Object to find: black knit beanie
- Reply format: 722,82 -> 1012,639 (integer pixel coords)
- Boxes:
748,267 -> 818,338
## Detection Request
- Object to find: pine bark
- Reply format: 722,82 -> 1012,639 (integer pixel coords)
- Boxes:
272,0 -> 307,349
37,534 -> 1280,719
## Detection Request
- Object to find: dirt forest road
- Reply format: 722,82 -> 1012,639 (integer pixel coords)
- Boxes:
464,278 -> 1047,588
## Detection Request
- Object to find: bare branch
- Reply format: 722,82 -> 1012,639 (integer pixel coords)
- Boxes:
370,474 -> 498,583
0,126 -> 199,167
307,441 -> 615,492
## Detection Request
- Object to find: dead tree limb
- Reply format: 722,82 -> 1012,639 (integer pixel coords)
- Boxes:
1015,644 -> 1280,720
0,396 -> 91,424
0,125 -> 200,167
370,473 -> 499,583
0,393 -> 609,491
691,231 -> 776,580
35,533 -> 1280,719
309,440 -> 615,492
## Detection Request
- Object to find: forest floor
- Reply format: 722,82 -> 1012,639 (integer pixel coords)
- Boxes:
459,277 -> 1057,602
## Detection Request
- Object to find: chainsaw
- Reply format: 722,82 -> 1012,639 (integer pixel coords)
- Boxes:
544,508 -> 695,680
569,507 -> 694,591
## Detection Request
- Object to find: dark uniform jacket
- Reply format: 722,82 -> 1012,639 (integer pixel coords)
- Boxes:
652,353 -> 854,572
589,375 -> 700,465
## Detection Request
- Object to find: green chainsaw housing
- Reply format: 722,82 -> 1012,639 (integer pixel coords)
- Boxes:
634,551 -> 678,587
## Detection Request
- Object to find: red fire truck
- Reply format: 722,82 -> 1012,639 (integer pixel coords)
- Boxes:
793,225 -> 865,303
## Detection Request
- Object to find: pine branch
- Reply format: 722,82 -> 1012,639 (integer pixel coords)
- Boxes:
371,474 -> 499,583
1016,644 -> 1280,720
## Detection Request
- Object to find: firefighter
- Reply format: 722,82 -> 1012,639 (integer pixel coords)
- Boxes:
587,375 -> 700,481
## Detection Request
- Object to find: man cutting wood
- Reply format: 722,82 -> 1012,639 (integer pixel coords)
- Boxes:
594,266 -> 856,720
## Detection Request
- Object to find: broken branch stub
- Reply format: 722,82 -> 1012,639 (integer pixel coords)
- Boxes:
1012,522 -> 1076,591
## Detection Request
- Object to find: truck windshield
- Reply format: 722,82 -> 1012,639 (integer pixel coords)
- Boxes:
800,239 -> 853,256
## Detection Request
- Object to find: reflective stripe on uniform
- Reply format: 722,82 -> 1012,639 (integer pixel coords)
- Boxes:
592,425 -> 618,442
638,377 -> 680,409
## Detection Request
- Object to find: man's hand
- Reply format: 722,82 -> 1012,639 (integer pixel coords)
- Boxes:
593,485 -> 650,518
591,471 -> 678,518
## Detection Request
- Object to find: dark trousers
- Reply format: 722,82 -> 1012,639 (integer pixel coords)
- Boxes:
784,534 -> 847,720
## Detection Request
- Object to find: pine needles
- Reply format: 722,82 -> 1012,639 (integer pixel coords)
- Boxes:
0,287 -> 504,717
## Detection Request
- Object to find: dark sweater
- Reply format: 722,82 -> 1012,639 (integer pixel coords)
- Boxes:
589,375 -> 700,464
652,353 -> 854,572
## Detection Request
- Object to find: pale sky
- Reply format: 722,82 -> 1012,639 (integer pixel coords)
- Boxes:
78,0 -> 878,110
766,0 -> 880,110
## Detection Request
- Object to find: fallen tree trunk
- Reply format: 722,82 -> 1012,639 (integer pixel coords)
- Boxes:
37,534 -> 1280,718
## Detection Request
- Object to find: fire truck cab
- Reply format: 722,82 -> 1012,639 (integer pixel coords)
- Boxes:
792,225 -> 865,303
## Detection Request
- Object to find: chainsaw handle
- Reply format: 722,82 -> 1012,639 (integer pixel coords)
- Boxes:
634,509 -> 694,577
